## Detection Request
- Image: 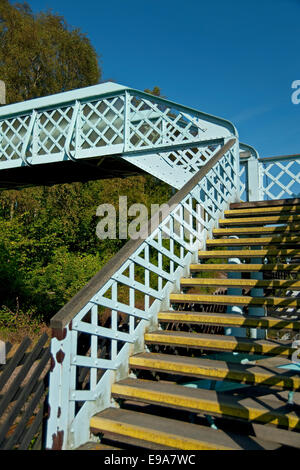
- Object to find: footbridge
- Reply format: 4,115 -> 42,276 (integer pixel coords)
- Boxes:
0,83 -> 300,450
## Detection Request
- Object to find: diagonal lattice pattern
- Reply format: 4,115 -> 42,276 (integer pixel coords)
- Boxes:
160,143 -> 221,174
261,159 -> 300,200
0,115 -> 31,161
80,96 -> 124,149
0,85 -> 234,188
36,106 -> 73,156
126,93 -> 208,151
239,162 -> 247,201
46,143 -> 239,449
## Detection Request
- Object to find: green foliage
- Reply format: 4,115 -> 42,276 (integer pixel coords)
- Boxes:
0,2 -> 173,332
28,247 -> 101,320
0,174 -> 173,324
0,0 -> 101,103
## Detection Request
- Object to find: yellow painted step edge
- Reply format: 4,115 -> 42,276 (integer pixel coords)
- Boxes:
144,333 -> 296,357
157,312 -> 300,330
169,293 -> 300,307
189,263 -> 300,271
225,206 -> 300,217
180,277 -> 300,289
219,215 -> 300,226
111,382 -> 300,430
206,236 -> 300,246
198,249 -> 300,257
90,414 -> 231,450
213,226 -> 300,235
129,355 -> 300,390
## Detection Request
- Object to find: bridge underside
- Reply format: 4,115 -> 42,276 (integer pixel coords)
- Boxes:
0,156 -> 146,190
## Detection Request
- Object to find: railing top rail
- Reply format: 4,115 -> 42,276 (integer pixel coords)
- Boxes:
0,82 -> 237,137
258,153 -> 300,163
50,138 -> 236,330
239,147 -> 300,164
0,82 -> 128,117
239,142 -> 259,160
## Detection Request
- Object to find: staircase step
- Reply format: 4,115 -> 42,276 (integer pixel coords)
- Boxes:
158,311 -> 300,330
219,215 -> 300,227
198,249 -> 300,259
169,293 -> 300,309
230,198 -> 300,210
189,263 -> 300,273
144,331 -> 297,357
180,277 -> 300,290
129,353 -> 300,391
213,226 -> 300,237
112,378 -> 300,431
225,205 -> 300,218
206,235 -> 300,247
90,407 -> 281,450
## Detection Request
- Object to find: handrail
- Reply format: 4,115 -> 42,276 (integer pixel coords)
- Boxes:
50,138 -> 236,330
46,136 -> 238,450
259,153 -> 300,163
0,82 -> 237,137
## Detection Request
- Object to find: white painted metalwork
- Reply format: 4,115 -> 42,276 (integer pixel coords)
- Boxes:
239,146 -> 300,202
5,82 -> 298,450
0,82 -> 237,189
260,155 -> 300,200
46,140 -> 239,450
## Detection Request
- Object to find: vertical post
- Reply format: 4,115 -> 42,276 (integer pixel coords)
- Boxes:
124,91 -> 130,152
0,81 -> 5,105
233,140 -> 241,203
246,156 -> 265,338
247,156 -> 262,202
225,245 -> 245,338
46,324 -> 73,450
248,252 -> 266,340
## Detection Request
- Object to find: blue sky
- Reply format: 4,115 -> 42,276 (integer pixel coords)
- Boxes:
27,0 -> 300,157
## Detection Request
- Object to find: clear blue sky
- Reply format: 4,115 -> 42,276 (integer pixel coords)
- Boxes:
27,0 -> 300,157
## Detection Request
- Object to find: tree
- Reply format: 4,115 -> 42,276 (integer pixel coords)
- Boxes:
144,86 -> 164,98
0,0 -> 101,104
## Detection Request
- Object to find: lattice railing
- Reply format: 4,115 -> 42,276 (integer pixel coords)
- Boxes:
0,83 -> 237,189
260,155 -> 300,200
45,139 -> 238,450
239,160 -> 247,202
239,153 -> 300,202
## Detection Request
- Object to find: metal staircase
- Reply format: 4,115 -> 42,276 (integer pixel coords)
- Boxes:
82,198 -> 300,450
1,82 -> 297,450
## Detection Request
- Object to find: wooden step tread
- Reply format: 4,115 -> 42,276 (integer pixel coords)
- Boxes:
90,407 -> 281,450
206,236 -> 300,247
219,215 -> 300,226
129,353 -> 300,391
169,293 -> 300,308
225,205 -> 300,218
213,226 -> 300,236
181,277 -> 300,290
190,263 -> 300,272
230,198 -> 300,210
144,331 -> 297,357
158,311 -> 300,330
112,378 -> 300,431
198,249 -> 300,258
